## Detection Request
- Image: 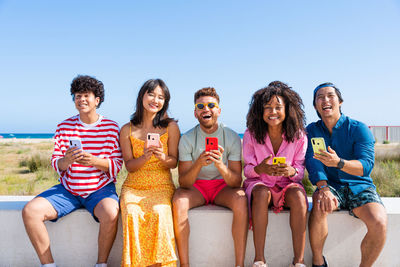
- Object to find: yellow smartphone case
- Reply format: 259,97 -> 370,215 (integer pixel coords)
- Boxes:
311,137 -> 327,154
272,157 -> 286,165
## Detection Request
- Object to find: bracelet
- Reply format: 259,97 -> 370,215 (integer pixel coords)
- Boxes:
289,167 -> 298,177
318,185 -> 328,190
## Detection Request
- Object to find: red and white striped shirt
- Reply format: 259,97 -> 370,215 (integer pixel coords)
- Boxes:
51,115 -> 123,198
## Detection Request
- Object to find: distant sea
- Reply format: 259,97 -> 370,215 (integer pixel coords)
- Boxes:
0,133 -> 54,139
0,133 -> 244,139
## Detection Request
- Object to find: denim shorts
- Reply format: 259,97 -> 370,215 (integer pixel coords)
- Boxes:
327,185 -> 384,217
37,182 -> 119,222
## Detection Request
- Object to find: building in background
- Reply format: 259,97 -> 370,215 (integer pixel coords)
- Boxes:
369,126 -> 400,143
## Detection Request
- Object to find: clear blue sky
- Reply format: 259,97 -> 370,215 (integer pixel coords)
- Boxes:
1,0 -> 399,134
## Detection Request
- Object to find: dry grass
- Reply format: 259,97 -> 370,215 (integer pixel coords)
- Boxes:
0,140 -> 179,196
0,141 -> 399,196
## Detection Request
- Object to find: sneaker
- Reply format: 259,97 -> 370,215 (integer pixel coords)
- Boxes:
253,261 -> 268,267
290,263 -> 306,267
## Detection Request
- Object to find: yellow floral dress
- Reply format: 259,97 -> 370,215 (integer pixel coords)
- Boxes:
120,127 -> 177,267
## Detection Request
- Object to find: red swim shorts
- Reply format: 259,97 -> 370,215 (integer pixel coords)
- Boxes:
193,179 -> 227,205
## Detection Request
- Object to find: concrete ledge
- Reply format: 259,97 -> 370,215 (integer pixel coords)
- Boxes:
0,196 -> 398,267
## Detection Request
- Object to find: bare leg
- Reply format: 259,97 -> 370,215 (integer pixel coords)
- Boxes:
352,203 -> 387,267
22,197 -> 58,264
214,186 -> 248,267
309,191 -> 338,266
284,187 -> 307,264
172,187 -> 205,267
93,197 -> 119,264
250,185 -> 271,264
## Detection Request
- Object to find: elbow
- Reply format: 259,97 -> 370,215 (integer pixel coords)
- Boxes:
178,180 -> 191,189
359,159 -> 374,177
171,159 -> 178,169
125,163 -> 137,173
230,175 -> 243,188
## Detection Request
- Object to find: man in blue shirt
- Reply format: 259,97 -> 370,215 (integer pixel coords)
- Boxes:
305,83 -> 387,267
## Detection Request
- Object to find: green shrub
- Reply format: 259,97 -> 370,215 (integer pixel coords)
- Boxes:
19,154 -> 50,173
302,171 -> 315,196
19,159 -> 28,167
372,158 -> 400,197
383,140 -> 390,144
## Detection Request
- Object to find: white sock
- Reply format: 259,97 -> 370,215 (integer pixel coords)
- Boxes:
94,264 -> 107,267
41,263 -> 57,267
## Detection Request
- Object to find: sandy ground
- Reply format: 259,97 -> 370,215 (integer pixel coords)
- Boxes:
375,143 -> 400,157
0,138 -> 54,144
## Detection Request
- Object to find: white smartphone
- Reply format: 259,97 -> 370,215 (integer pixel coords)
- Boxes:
69,139 -> 82,150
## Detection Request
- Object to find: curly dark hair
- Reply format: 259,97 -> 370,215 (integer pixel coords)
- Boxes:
194,87 -> 220,103
246,81 -> 306,144
70,75 -> 105,108
131,79 -> 176,128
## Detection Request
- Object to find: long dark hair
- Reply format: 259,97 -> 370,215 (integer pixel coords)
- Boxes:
130,79 -> 175,128
246,81 -> 306,144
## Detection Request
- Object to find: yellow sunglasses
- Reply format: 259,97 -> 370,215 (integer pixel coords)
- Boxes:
195,102 -> 219,110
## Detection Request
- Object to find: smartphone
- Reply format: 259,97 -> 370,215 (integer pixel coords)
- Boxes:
146,133 -> 160,148
272,157 -> 286,165
311,137 -> 327,154
69,139 -> 82,150
205,137 -> 218,151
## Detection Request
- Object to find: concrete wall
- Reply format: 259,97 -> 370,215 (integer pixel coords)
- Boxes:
0,196 -> 398,267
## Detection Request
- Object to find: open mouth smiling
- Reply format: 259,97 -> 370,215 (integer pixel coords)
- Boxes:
268,116 -> 279,120
322,105 -> 332,110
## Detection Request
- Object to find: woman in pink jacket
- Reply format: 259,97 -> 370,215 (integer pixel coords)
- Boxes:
243,81 -> 308,267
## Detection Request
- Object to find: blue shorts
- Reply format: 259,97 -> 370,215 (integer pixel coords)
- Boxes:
37,182 -> 119,222
321,185 -> 384,217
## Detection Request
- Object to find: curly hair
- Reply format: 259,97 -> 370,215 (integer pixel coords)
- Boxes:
194,87 -> 220,103
70,75 -> 105,108
131,79 -> 176,128
246,81 -> 306,144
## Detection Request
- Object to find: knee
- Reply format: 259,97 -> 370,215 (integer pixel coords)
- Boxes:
252,186 -> 270,202
172,193 -> 189,215
231,190 -> 248,215
22,201 -> 41,222
98,203 -> 119,225
289,190 -> 308,212
369,214 -> 387,236
22,203 -> 32,222
310,203 -> 328,219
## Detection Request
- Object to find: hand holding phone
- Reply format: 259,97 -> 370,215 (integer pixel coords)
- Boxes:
311,137 -> 327,154
146,133 -> 160,148
205,137 -> 218,151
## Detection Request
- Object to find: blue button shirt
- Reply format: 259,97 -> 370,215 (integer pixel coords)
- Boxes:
305,114 -> 375,195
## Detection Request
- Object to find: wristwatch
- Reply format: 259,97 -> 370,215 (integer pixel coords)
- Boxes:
336,158 -> 345,169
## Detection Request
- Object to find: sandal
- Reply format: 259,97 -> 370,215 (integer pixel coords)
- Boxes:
253,261 -> 268,267
312,256 -> 328,267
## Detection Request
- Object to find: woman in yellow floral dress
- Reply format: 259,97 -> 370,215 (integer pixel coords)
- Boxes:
119,79 -> 180,267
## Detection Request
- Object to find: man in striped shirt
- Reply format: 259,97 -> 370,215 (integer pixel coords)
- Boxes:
22,75 -> 123,267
